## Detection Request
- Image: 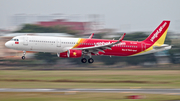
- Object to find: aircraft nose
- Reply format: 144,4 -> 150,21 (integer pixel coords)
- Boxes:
5,41 -> 11,48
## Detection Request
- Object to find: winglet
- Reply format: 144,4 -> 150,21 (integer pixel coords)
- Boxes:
119,33 -> 126,42
89,33 -> 94,39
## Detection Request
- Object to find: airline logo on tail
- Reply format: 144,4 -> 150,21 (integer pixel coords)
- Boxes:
150,22 -> 167,42
143,20 -> 170,45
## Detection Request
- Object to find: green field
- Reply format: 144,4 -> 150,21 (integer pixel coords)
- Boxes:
0,70 -> 180,101
0,70 -> 180,89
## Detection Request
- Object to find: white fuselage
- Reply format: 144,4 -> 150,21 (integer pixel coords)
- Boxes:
5,35 -> 171,57
5,36 -> 79,53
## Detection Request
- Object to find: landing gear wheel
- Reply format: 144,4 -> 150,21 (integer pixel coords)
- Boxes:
81,58 -> 87,63
22,56 -> 25,60
21,50 -> 26,60
88,58 -> 94,63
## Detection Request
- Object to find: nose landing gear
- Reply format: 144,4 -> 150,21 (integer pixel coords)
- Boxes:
22,56 -> 25,60
21,51 -> 26,60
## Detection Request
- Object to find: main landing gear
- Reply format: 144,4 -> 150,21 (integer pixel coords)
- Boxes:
21,51 -> 26,60
81,58 -> 94,63
81,53 -> 94,63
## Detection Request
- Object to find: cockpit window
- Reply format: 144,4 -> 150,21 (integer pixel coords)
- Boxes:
10,39 -> 19,41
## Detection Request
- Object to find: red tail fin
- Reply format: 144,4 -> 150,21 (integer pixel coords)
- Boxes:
143,20 -> 170,45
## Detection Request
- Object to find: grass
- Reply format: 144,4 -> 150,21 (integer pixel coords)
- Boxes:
0,70 -> 180,88
0,70 -> 180,101
0,92 -> 180,101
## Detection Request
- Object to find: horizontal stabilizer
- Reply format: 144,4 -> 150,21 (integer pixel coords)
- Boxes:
153,44 -> 172,50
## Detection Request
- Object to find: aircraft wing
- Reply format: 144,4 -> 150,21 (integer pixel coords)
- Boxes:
73,33 -> 126,54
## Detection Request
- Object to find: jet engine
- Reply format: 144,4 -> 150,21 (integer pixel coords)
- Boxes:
67,49 -> 82,58
59,49 -> 82,58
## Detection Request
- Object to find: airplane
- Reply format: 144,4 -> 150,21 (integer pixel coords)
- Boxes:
5,20 -> 171,63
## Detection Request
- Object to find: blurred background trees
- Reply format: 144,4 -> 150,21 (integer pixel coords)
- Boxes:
15,24 -> 78,35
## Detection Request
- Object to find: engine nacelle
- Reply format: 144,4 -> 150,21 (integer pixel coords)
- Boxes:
59,49 -> 82,58
67,49 -> 82,58
59,52 -> 68,58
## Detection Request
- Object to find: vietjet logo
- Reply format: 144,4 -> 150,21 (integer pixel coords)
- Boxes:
150,22 -> 167,42
73,52 -> 77,56
95,42 -> 126,46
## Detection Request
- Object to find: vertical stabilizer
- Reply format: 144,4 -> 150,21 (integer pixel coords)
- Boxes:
143,20 -> 170,45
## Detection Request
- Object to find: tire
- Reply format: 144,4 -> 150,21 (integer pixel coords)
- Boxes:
22,56 -> 25,60
88,58 -> 94,63
81,58 -> 87,63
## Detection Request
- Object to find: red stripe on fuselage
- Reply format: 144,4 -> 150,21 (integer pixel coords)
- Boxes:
74,39 -> 152,56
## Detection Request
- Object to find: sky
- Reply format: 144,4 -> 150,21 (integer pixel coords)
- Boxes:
0,0 -> 180,33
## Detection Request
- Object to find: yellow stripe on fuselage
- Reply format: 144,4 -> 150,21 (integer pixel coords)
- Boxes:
72,38 -> 83,48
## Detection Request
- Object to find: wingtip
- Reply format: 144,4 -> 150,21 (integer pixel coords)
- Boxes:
119,33 -> 126,42
89,33 -> 94,39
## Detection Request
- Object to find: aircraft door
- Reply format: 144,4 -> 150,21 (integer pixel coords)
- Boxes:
141,43 -> 146,51
23,37 -> 28,45
57,38 -> 61,47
